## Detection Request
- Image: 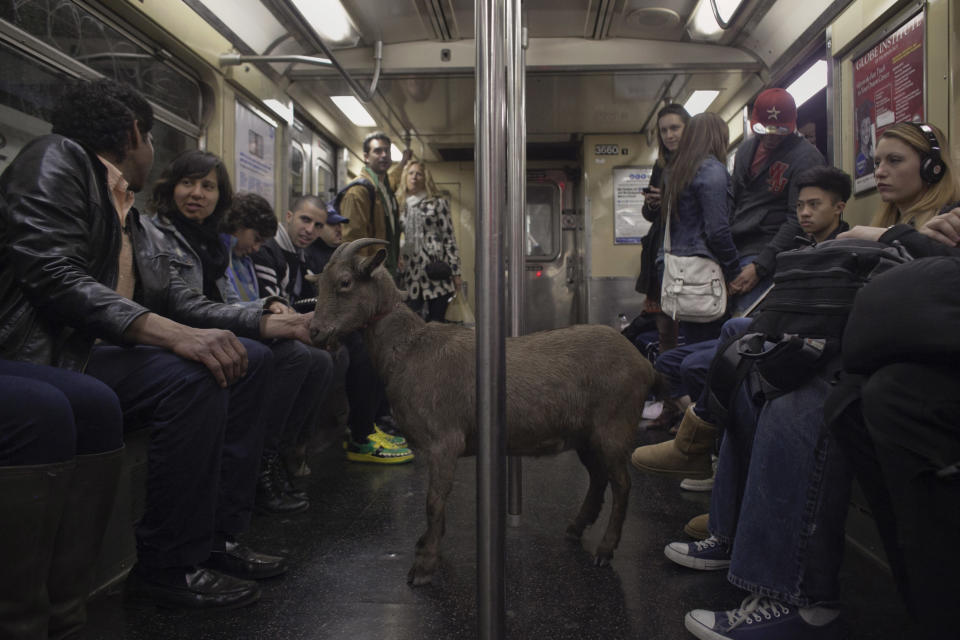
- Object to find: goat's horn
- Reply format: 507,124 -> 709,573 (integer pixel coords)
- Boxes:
336,238 -> 389,264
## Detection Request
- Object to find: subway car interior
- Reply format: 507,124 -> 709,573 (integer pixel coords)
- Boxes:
1,0 -> 958,638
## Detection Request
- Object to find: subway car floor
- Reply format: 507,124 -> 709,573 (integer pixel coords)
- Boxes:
81,423 -> 919,640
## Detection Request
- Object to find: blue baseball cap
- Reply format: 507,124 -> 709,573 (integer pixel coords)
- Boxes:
325,204 -> 349,224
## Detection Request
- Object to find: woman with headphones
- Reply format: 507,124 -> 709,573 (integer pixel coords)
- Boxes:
843,121 -> 959,241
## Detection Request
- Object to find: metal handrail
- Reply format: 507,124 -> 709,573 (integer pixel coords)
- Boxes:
269,0 -> 382,103
476,0 -> 507,637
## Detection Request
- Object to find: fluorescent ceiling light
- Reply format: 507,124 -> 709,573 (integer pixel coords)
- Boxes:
198,0 -> 286,53
786,60 -> 828,108
687,0 -> 745,40
291,0 -> 358,44
330,96 -> 376,127
683,90 -> 720,116
714,0 -> 745,23
391,144 -> 402,161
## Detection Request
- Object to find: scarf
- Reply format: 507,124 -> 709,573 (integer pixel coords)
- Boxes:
165,206 -> 229,302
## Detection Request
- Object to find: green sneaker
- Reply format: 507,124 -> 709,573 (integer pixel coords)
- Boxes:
345,440 -> 414,464
369,424 -> 408,449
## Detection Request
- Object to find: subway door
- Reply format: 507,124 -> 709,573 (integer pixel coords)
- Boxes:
524,170 -> 584,332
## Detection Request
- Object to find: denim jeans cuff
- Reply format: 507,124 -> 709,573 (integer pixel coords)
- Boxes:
712,531 -> 734,546
727,572 -> 821,608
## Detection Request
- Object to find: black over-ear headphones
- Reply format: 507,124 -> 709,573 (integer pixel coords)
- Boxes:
910,122 -> 946,184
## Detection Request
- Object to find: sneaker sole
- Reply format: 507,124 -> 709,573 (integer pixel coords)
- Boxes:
683,611 -> 728,640
630,457 -> 713,479
663,544 -> 730,570
345,451 -> 415,464
680,477 -> 715,491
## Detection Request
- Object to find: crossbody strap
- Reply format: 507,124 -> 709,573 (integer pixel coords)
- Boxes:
662,203 -> 672,253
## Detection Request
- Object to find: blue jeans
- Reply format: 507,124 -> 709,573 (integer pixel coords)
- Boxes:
0,359 -> 123,464
85,340 -> 272,569
710,373 -> 853,607
262,340 -> 334,458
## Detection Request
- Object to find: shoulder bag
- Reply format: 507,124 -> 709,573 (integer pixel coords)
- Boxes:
659,204 -> 727,322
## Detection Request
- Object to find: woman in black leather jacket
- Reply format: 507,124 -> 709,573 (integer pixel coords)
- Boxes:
137,150 -> 335,515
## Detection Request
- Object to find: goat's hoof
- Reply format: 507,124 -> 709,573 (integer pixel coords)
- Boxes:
407,564 -> 435,587
594,549 -> 613,567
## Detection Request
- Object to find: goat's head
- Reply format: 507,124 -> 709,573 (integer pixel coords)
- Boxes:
308,238 -> 401,348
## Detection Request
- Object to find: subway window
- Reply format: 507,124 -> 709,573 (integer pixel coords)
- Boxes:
0,1 -> 202,208
0,0 -> 201,126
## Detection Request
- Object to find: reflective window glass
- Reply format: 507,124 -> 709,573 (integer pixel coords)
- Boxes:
526,183 -> 559,259
0,0 -> 201,126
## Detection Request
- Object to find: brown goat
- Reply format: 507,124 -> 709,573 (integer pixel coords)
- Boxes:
309,239 -> 659,586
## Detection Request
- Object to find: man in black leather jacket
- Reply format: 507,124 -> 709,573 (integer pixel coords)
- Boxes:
0,79 -> 311,611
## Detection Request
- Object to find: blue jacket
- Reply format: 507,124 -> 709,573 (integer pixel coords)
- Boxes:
664,156 -> 740,281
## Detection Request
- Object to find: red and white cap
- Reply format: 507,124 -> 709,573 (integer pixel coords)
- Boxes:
750,88 -> 797,135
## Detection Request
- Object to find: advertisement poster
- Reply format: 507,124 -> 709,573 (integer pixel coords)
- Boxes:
852,11 -> 924,193
613,166 -> 653,244
235,101 -> 276,203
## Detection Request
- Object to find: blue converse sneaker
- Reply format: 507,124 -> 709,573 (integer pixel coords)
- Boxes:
685,595 -> 844,640
663,535 -> 731,570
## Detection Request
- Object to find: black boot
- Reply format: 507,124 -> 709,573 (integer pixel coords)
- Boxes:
0,460 -> 74,639
271,455 -> 308,502
48,447 -> 124,640
254,457 -> 308,515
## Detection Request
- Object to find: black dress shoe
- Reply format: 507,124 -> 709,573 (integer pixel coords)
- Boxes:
203,541 -> 288,580
124,565 -> 260,610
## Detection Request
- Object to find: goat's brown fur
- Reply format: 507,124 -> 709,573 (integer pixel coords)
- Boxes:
310,239 -> 658,585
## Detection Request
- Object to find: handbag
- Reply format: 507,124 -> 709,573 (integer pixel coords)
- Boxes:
659,204 -> 727,322
425,260 -> 452,281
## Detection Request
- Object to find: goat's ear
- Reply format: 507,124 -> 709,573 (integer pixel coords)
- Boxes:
359,248 -> 387,278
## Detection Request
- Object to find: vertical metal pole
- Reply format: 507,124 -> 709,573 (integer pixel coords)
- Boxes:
506,1 -> 526,524
476,0 -> 506,638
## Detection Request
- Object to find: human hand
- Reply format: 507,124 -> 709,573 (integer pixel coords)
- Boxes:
261,311 -> 314,345
729,263 -> 760,295
171,328 -> 248,388
838,226 -> 886,242
919,208 -> 960,247
267,301 -> 295,315
644,186 -> 662,209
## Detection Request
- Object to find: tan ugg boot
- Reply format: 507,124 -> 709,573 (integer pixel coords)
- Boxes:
630,406 -> 716,478
683,513 -> 710,540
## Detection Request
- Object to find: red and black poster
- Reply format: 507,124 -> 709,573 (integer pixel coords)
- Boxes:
852,11 -> 924,193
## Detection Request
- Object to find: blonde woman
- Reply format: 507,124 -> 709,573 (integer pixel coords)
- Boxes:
843,122 -> 959,241
396,159 -> 462,322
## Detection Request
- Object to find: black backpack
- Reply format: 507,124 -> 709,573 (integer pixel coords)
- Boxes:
706,238 -> 912,424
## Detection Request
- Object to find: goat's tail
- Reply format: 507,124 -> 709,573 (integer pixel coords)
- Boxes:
648,370 -> 670,404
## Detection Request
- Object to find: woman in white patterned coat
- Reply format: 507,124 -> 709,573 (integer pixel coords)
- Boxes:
396,159 -> 462,322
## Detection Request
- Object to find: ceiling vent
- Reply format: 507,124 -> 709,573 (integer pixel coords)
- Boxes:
413,0 -> 460,41
584,0 -> 623,40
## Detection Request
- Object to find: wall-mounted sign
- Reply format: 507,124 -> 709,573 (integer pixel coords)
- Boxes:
852,11 -> 924,193
235,101 -> 276,204
594,144 -> 620,156
613,166 -> 653,244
